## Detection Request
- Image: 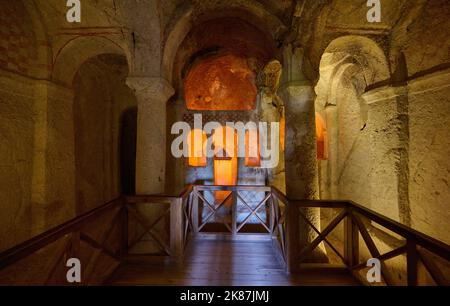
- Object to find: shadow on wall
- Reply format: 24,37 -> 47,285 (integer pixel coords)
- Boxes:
120,106 -> 137,195
73,54 -> 137,214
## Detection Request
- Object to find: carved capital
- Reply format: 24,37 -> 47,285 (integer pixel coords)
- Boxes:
126,77 -> 175,103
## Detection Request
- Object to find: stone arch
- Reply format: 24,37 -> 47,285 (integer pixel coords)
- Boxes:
314,36 -> 388,204
72,53 -> 137,214
52,36 -> 130,87
162,1 -> 286,84
315,36 -> 387,121
320,35 -> 390,88
315,57 -> 354,110
22,0 -> 51,79
0,0 -> 51,79
53,37 -> 136,213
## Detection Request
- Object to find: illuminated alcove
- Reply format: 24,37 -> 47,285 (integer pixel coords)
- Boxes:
184,54 -> 257,111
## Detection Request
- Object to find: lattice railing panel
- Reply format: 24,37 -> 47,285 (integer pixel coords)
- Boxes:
127,202 -> 171,256
0,199 -> 123,285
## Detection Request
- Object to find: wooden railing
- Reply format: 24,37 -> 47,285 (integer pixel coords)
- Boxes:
0,198 -> 124,285
191,185 -> 272,235
124,185 -> 193,263
271,187 -> 450,286
1,184 -> 449,286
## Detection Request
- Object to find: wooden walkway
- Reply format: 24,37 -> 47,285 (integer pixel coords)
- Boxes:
109,236 -> 359,286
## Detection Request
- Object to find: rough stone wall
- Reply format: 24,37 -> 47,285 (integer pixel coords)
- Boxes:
0,71 -> 35,251
0,1 -> 39,77
0,0 -> 448,254
403,0 -> 450,243
402,0 -> 450,77
408,71 -> 450,243
335,74 -> 372,208
73,55 -> 136,215
39,82 -> 76,232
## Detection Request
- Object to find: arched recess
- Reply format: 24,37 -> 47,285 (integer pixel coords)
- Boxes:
53,37 -> 137,214
73,53 -> 137,214
162,1 -> 286,84
315,35 -> 390,205
164,3 -> 280,193
319,35 -> 390,89
52,36 -> 131,87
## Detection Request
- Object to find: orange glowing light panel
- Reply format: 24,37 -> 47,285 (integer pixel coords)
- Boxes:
187,129 -> 207,167
316,113 -> 328,160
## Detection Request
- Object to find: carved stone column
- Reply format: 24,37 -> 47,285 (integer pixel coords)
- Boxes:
324,104 -> 338,199
126,77 -> 174,194
282,84 -> 319,199
280,46 -> 327,262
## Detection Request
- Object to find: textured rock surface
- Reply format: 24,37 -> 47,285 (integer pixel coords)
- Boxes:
73,54 -> 136,214
0,71 -> 35,251
0,0 -> 449,256
408,70 -> 450,243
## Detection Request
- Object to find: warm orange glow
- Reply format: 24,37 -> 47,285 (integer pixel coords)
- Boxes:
213,126 -> 238,186
187,129 -> 207,167
280,116 -> 285,151
214,159 -> 238,185
184,54 -> 257,110
245,129 -> 260,167
316,113 -> 328,160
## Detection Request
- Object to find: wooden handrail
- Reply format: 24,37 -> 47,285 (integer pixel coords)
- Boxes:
349,201 -> 450,261
125,185 -> 194,204
178,185 -> 194,199
1,184 -> 448,285
125,195 -> 177,203
194,185 -> 271,192
127,185 -> 450,266
270,186 -> 450,284
272,187 -> 450,261
0,197 -> 123,270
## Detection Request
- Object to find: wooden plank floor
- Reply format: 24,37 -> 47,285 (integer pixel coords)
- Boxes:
109,237 -> 359,286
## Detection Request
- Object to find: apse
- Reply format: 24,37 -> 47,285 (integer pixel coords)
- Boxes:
184,53 -> 257,110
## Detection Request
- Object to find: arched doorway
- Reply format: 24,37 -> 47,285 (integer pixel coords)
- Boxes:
73,54 -> 137,214
166,13 -> 279,234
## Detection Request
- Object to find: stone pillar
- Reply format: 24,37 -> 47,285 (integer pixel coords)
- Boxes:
280,46 -> 326,262
126,77 -> 174,195
282,84 -> 319,199
259,88 -> 285,191
324,105 -> 338,199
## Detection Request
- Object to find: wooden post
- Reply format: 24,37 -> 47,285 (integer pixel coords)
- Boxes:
286,202 -> 299,273
69,231 -> 81,260
344,208 -> 359,268
192,191 -> 199,234
121,202 -> 128,259
269,193 -> 275,235
407,239 -> 418,286
231,191 -> 238,235
170,198 -> 184,264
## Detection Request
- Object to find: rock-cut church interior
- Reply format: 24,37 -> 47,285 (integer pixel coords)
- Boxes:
0,0 -> 449,286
